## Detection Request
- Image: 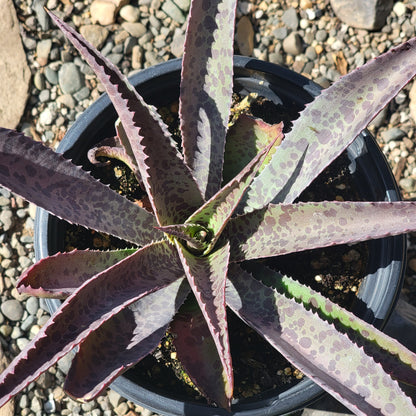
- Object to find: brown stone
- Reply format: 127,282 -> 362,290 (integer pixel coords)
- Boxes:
0,0 -> 30,129
0,344 -> 14,416
236,16 -> 254,56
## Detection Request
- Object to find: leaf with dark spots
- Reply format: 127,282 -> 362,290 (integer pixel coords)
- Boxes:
17,249 -> 136,298
171,298 -> 232,410
246,263 -> 416,387
243,36 -> 416,211
175,240 -> 233,406
0,128 -> 160,246
226,265 -> 416,416
225,201 -> 416,262
185,137 -> 277,254
180,0 -> 237,199
64,278 -> 189,401
0,241 -> 183,407
47,11 -> 203,226
223,115 -> 283,183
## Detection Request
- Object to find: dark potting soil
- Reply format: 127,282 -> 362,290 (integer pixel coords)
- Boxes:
61,95 -> 368,405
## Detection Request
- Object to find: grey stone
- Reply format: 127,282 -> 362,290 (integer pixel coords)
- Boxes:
0,242 -> 13,258
26,297 -> 39,315
171,29 -> 185,58
44,67 -> 59,85
0,208 -> 14,231
272,27 -> 288,40
33,0 -> 49,31
73,87 -> 91,102
1,299 -> 24,321
330,0 -> 394,30
121,22 -> 147,38
162,0 -> 186,24
20,315 -> 35,332
58,63 -> 84,95
283,32 -> 303,55
119,4 -> 141,22
80,25 -> 109,49
33,71 -> 46,90
39,107 -> 55,126
400,177 -> 416,193
36,39 -> 52,66
0,0 -> 31,129
38,89 -> 50,103
381,127 -> 406,143
282,8 -> 299,30
124,36 -> 137,55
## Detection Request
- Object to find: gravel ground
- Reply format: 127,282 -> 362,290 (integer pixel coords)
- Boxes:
2,0 -> 416,415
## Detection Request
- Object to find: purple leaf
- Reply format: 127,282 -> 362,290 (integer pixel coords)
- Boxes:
17,249 -> 136,298
247,263 -> 416,387
180,0 -> 237,199
244,37 -> 416,211
0,128 -> 160,245
47,11 -> 203,226
225,201 -> 416,261
64,278 -> 189,401
226,265 -> 415,416
171,300 -> 233,410
175,241 -> 233,407
223,115 -> 284,183
0,241 -> 183,407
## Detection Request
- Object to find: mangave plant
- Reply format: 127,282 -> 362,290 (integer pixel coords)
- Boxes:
2,2 -> 416,415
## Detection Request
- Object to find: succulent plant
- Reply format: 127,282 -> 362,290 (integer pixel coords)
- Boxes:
1,2 -> 416,415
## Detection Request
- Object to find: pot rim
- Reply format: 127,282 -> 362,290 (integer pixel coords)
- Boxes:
34,56 -> 406,416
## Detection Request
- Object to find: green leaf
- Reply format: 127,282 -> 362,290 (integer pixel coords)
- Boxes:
180,0 -> 237,199
186,138 -> 277,254
223,115 -> 283,183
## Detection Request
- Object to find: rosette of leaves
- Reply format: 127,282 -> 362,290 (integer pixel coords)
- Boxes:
1,2 -> 416,414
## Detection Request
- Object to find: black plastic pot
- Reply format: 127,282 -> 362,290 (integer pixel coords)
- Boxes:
34,57 -> 406,416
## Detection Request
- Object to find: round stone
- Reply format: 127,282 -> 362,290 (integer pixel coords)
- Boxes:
1,299 -> 24,321
58,62 -> 84,95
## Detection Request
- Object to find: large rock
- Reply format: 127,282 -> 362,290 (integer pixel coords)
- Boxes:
0,0 -> 30,129
330,0 -> 394,30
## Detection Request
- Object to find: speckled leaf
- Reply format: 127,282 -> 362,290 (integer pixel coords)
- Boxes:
171,299 -> 233,410
180,0 -> 237,199
48,11 -> 203,225
244,37 -> 416,211
246,263 -> 416,387
226,265 -> 416,416
64,278 -> 189,401
223,115 -> 283,183
175,241 -> 233,404
0,241 -> 183,407
186,138 -> 276,254
225,201 -> 416,262
0,128 -> 160,245
17,249 -> 136,298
